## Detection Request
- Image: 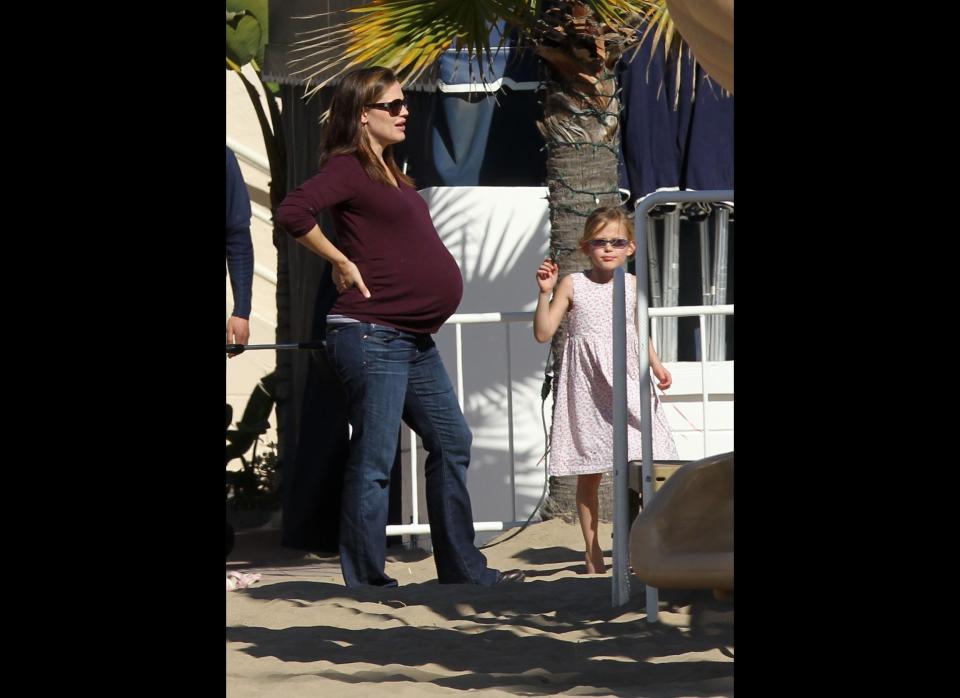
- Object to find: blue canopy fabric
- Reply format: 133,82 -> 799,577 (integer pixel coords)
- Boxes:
616,40 -> 734,203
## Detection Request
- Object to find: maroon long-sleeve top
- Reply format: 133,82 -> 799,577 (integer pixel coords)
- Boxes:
277,154 -> 462,334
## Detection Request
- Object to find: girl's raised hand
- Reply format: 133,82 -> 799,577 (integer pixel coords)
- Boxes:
536,258 -> 559,293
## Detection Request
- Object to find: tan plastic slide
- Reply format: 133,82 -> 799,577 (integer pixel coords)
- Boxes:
629,451 -> 733,591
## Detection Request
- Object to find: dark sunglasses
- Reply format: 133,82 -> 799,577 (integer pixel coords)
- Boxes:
365,98 -> 407,117
586,238 -> 630,249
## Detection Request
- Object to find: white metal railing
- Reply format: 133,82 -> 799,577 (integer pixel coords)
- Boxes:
386,304 -> 733,538
227,136 -> 270,172
612,189 -> 734,615
386,311 -> 531,536
251,201 -> 272,226
254,262 -> 277,285
649,305 -> 734,458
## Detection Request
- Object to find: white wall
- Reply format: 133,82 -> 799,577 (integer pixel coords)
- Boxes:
408,186 -> 553,527
658,361 -> 734,459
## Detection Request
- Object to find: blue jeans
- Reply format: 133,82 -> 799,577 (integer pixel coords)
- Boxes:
325,322 -> 500,587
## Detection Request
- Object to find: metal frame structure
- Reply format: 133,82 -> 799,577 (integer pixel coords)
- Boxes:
612,190 -> 734,617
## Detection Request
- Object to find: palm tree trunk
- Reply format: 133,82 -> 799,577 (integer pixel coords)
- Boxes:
538,69 -> 623,523
528,1 -> 631,523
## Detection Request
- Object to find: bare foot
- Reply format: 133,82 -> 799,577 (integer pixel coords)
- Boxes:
583,553 -> 607,575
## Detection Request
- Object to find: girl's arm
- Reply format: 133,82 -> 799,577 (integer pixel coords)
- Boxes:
533,260 -> 573,343
632,282 -> 671,390
648,340 -> 672,390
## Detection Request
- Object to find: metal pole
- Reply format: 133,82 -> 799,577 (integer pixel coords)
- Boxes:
634,214 -> 658,620
225,341 -> 323,354
455,324 -> 465,413
662,209 -> 680,362
711,206 -> 730,361
612,268 -> 630,607
699,314 -> 710,458
698,219 -> 712,361
506,324 -> 517,523
386,520 -> 530,536
409,426 -> 419,528
646,217 -> 663,362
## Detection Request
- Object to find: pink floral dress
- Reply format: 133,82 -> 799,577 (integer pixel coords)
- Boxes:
548,272 -> 678,476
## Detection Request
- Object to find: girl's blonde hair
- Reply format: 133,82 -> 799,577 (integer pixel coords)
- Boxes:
578,206 -> 635,246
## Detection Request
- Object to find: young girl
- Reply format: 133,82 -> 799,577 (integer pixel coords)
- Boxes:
534,206 -> 679,574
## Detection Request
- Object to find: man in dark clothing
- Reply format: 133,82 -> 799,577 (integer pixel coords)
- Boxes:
226,146 -> 254,348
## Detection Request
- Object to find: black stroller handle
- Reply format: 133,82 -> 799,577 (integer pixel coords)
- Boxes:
225,341 -> 325,355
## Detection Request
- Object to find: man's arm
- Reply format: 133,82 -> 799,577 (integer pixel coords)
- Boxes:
226,147 -> 254,346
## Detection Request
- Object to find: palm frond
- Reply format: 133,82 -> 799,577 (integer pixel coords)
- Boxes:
290,0 -> 540,97
286,1 -> 687,99
631,1 -> 704,107
639,0 -> 683,55
584,0 -> 649,32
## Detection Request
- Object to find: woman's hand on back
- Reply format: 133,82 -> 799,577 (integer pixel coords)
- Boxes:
333,259 -> 371,298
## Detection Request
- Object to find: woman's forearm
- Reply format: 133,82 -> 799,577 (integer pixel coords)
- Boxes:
294,225 -> 349,268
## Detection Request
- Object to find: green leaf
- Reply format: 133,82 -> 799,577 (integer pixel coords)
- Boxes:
226,0 -> 270,68
226,14 -> 261,67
